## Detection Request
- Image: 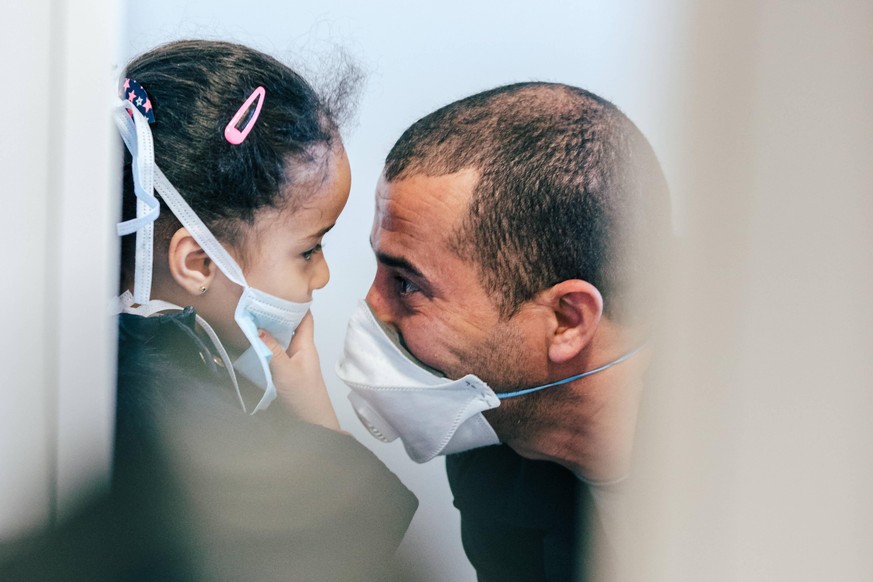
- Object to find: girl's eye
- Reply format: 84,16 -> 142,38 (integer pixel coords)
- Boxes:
395,276 -> 420,295
302,243 -> 322,261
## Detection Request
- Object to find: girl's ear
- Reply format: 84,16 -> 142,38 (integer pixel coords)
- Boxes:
539,280 -> 604,364
166,227 -> 217,296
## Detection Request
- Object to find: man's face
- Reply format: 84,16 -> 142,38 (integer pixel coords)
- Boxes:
365,169 -> 549,392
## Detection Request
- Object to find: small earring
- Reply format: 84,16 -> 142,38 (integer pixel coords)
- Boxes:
199,285 -> 208,295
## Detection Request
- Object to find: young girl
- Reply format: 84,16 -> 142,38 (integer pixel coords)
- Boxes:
116,40 -> 348,424
42,40 -> 414,580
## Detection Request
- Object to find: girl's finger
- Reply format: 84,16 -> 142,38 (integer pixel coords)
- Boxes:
258,329 -> 286,359
287,311 -> 315,357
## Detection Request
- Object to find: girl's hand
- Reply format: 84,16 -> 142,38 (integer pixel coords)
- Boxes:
259,312 -> 341,431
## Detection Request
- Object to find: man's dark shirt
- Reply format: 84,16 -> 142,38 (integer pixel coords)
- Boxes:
447,445 -> 609,581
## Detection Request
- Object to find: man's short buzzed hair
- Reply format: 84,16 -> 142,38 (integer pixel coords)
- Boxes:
384,82 -> 672,322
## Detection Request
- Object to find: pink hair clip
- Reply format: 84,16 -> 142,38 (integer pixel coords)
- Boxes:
224,86 -> 265,145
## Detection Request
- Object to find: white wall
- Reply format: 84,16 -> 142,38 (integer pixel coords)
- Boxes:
121,2 -> 684,579
1,0 -> 119,539
0,0 -> 55,540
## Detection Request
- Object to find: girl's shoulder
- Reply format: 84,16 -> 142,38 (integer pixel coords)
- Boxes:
117,307 -> 223,385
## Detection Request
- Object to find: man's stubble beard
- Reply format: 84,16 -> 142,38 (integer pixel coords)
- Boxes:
457,316 -> 549,444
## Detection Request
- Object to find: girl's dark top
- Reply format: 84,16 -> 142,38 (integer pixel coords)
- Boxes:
0,308 -> 417,581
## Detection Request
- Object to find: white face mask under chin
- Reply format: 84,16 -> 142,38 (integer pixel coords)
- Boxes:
336,299 -> 647,464
114,98 -> 310,414
231,287 -> 311,410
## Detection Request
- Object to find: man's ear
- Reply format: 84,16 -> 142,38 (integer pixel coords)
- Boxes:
166,227 -> 216,296
539,280 -> 604,364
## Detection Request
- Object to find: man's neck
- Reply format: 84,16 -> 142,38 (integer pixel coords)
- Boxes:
490,343 -> 650,482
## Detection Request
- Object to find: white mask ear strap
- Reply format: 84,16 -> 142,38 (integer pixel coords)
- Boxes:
151,167 -> 248,288
194,314 -> 247,413
114,99 -> 250,291
114,102 -> 160,304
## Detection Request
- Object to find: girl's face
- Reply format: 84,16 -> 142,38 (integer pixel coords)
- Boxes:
242,146 -> 351,304
207,145 -> 351,354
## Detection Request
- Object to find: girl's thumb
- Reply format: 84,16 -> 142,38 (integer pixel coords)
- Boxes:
258,329 -> 286,359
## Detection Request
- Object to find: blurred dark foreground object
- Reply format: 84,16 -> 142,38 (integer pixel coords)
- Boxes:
0,309 -> 417,581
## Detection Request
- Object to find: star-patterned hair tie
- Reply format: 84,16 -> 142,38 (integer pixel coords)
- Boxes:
121,78 -> 155,124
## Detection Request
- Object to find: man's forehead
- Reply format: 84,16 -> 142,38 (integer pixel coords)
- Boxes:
375,168 -> 479,233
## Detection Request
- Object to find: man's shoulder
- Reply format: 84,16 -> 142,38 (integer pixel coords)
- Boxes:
447,445 -> 584,527
446,446 -> 601,581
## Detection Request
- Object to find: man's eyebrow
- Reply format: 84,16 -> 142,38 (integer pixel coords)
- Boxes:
371,245 -> 426,279
368,234 -> 426,277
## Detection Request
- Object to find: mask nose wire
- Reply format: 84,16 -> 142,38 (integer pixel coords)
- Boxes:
496,344 -> 647,399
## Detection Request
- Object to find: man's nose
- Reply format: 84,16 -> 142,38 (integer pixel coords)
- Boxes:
365,280 -> 392,326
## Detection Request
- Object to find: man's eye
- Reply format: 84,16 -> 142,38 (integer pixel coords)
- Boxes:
302,243 -> 322,261
395,276 -> 420,295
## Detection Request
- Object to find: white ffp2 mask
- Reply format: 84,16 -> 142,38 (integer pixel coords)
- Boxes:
336,300 -> 647,463
336,300 -> 501,463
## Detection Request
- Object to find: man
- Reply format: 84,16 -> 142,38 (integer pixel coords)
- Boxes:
338,82 -> 671,580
